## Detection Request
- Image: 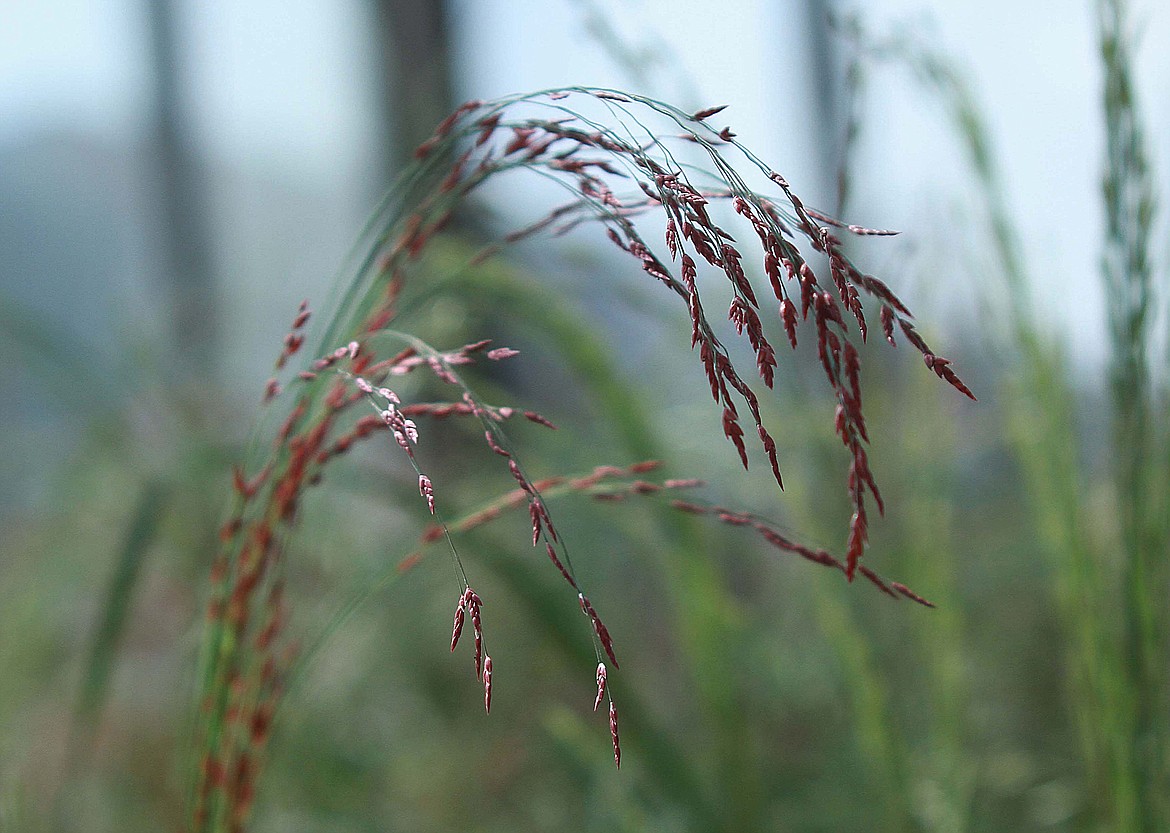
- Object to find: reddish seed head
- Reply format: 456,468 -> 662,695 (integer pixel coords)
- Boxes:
880,305 -> 896,346
504,127 -> 534,155
609,700 -> 621,769
475,112 -> 501,146
523,410 -> 557,430
780,299 -> 799,348
483,656 -> 493,713
665,218 -> 679,260
397,552 -> 422,573
721,408 -> 748,469
579,594 -> 619,669
467,594 -> 484,679
414,135 -> 439,159
627,460 -> 661,474
756,343 -> 777,389
891,581 -> 937,608
508,459 -> 532,493
485,431 -> 511,457
218,518 -> 242,543
419,474 -> 435,514
545,543 -> 577,590
451,600 -> 465,651
845,510 -> 867,580
799,266 -> 817,319
691,104 -> 728,121
530,501 -> 543,546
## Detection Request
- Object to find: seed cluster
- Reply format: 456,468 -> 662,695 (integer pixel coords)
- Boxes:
399,88 -> 973,581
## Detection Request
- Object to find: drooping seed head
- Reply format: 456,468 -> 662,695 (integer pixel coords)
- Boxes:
450,598 -> 465,652
483,656 -> 493,713
609,700 -> 621,769
419,475 -> 435,514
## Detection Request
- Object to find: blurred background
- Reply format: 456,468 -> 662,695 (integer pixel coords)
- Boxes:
2,0 -> 1168,831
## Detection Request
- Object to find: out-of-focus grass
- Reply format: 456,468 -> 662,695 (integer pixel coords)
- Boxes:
2,20 -> 1165,833
835,7 -> 1168,830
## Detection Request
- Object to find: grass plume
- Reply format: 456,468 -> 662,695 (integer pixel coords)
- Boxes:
184,87 -> 970,831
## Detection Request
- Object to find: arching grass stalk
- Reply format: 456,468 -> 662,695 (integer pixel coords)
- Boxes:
185,87 -> 971,832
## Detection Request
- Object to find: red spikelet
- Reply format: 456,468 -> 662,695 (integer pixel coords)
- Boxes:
594,663 -> 607,712
450,596 -> 466,652
579,593 -> 619,669
780,299 -> 798,348
529,501 -> 543,546
722,408 -> 748,469
485,430 -> 511,457
880,305 -> 896,346
759,426 -> 783,489
891,582 -> 937,608
469,592 -> 484,679
609,700 -> 622,769
799,264 -> 817,319
508,459 -> 532,493
845,509 -> 867,581
483,656 -> 493,713
419,474 -> 435,514
546,543 -> 578,590
523,410 -> 558,429
475,112 -> 501,146
232,465 -> 249,498
692,104 -> 729,120
924,354 -> 977,401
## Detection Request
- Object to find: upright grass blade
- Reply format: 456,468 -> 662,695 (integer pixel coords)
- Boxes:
1097,1 -> 1165,828
55,480 -> 170,832
842,11 -> 1168,829
70,481 -> 170,755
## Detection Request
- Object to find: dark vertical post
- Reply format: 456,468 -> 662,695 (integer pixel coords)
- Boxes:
144,0 -> 217,378
372,0 -> 458,176
801,0 -> 844,213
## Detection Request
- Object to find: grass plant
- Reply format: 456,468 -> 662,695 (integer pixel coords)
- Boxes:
183,87 -> 970,831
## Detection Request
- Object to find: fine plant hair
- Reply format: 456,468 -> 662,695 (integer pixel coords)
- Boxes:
185,87 -> 971,832
839,5 -> 1168,830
